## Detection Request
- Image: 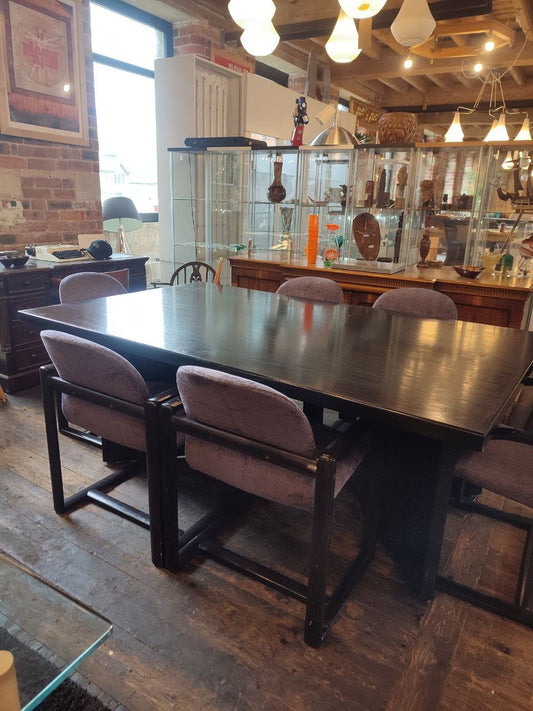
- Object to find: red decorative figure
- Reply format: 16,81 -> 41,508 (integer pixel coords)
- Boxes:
291,96 -> 309,146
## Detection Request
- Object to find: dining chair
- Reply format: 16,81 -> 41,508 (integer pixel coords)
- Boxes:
59,271 -> 128,303
152,365 -> 379,647
437,425 -> 533,628
372,288 -> 458,320
57,271 -> 129,447
40,330 -> 175,556
153,260 -> 219,287
276,276 -> 345,304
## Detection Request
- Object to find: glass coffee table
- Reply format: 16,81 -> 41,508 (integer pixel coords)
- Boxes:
0,553 -> 112,710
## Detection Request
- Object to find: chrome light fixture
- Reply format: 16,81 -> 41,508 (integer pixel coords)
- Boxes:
391,0 -> 436,47
325,9 -> 361,63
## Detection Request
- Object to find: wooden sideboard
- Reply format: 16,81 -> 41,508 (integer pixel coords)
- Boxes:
0,254 -> 148,392
229,253 -> 533,330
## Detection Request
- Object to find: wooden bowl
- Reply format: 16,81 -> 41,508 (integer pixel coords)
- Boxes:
453,265 -> 484,279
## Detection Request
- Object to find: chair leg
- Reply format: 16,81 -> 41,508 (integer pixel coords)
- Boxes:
304,455 -> 336,647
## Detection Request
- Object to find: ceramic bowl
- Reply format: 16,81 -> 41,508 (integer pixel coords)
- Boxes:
0,254 -> 29,268
453,265 -> 484,279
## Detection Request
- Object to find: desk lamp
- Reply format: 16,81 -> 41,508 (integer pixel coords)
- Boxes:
102,197 -> 142,253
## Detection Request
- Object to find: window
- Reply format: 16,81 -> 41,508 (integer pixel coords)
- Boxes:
89,0 -> 172,217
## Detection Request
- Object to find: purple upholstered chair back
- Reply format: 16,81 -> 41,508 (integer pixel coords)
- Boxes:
41,330 -> 149,451
372,288 -> 458,320
59,272 -> 127,304
177,366 -> 359,511
276,277 -> 345,304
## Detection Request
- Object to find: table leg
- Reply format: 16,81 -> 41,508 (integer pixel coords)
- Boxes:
380,429 -> 460,601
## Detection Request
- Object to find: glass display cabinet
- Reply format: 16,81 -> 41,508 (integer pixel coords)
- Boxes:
168,141 -> 533,280
169,144 -> 416,275
473,143 -> 533,278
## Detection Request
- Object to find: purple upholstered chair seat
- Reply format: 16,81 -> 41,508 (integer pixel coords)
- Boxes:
372,288 -> 458,320
178,366 -> 366,511
59,271 -> 127,303
276,276 -> 344,304
454,435 -> 533,509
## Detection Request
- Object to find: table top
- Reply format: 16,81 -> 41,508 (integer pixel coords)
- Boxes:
0,553 -> 112,710
20,283 -> 533,446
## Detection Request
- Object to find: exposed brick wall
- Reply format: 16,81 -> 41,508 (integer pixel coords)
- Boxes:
174,20 -> 223,59
0,0 -> 101,252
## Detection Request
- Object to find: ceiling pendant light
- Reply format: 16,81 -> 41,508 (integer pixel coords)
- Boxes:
240,20 -> 280,56
484,114 -> 509,142
501,151 -> 516,170
325,9 -> 361,63
515,116 -> 532,141
228,0 -> 275,29
444,112 -> 464,143
391,0 -> 436,47
338,0 -> 387,19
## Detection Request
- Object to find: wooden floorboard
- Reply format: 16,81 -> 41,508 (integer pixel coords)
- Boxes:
1,388 -> 532,710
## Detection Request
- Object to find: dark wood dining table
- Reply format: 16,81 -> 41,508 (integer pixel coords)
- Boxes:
20,283 -> 533,600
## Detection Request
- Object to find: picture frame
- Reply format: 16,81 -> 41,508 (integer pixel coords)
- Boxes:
0,0 -> 89,145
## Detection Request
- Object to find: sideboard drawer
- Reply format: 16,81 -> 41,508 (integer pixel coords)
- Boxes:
9,294 -> 49,323
6,272 -> 47,294
14,343 -> 49,371
12,322 -> 41,347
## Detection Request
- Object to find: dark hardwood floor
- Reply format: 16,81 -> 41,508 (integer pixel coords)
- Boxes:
1,388 -> 532,710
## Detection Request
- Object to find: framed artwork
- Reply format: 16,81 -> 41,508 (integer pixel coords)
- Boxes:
0,0 -> 89,145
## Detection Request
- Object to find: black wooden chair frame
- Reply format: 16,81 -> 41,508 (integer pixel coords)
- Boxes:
152,261 -> 216,288
151,397 -> 379,647
437,426 -> 533,628
40,364 -> 174,546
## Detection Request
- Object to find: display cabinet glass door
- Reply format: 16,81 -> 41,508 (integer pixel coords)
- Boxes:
247,148 -> 301,253
338,146 -> 414,273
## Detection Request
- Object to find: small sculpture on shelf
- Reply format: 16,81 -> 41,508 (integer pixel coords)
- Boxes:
418,230 -> 431,267
395,166 -> 408,209
291,96 -> 309,147
267,156 -> 286,203
272,206 -> 294,251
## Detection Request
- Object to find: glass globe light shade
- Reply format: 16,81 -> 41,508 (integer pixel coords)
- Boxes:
240,21 -> 280,56
228,0 -> 275,29
338,0 -> 387,19
325,10 -> 362,63
484,114 -> 509,142
501,151 -> 516,170
515,117 -> 532,142
444,112 -> 464,143
391,0 -> 436,47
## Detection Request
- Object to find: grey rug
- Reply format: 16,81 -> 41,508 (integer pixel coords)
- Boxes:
0,628 -> 112,710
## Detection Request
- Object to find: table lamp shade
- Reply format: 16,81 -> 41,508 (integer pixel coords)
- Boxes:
102,197 -> 142,232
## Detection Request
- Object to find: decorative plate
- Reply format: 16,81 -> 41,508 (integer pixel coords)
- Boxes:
352,212 -> 381,261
